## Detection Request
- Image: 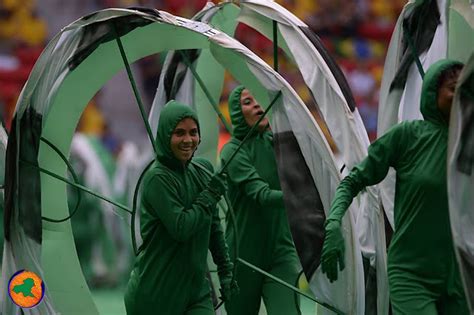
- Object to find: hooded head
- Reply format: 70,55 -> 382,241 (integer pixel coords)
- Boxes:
421,59 -> 463,125
156,100 -> 200,168
228,86 -> 269,140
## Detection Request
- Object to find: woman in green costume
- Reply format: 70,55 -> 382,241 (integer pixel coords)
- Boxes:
221,86 -> 301,315
321,60 -> 469,314
124,100 -> 237,314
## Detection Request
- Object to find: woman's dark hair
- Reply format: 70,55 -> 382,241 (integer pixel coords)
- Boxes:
438,64 -> 464,89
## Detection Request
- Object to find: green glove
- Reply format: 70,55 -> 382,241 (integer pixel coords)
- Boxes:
208,173 -> 227,197
321,219 -> 346,282
192,173 -> 227,218
220,277 -> 239,302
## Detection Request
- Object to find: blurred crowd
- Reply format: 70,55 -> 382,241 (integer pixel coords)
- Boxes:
0,0 -> 406,287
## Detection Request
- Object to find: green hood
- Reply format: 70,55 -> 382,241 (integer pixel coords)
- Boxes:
420,59 -> 463,126
228,85 -> 251,140
156,100 -> 200,169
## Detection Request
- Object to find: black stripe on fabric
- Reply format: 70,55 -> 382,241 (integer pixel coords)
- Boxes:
126,7 -> 161,18
3,117 -> 16,242
274,130 -> 326,279
299,26 -> 357,112
4,108 -> 43,243
81,11 -> 100,21
82,7 -> 160,22
390,0 -> 440,91
362,256 -> 378,315
68,15 -> 155,70
163,49 -> 200,102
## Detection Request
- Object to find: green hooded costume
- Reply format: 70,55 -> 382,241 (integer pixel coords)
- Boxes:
221,86 -> 300,315
321,60 -> 469,314
124,101 -> 233,314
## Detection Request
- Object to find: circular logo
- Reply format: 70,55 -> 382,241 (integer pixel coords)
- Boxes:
8,270 -> 45,308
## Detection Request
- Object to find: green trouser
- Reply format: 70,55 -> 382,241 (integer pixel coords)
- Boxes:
125,276 -> 214,315
389,266 -> 469,315
183,283 -> 214,315
225,256 -> 300,315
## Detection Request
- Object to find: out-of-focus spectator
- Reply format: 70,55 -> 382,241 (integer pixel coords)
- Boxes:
137,54 -> 163,106
0,0 -> 46,129
357,88 -> 379,141
307,0 -> 360,37
79,97 -> 106,136
0,0 -> 46,46
36,0 -> 98,40
348,59 -> 377,98
280,0 -> 317,23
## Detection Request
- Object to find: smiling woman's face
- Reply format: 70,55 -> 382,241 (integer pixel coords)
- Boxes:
240,89 -> 269,131
170,117 -> 199,164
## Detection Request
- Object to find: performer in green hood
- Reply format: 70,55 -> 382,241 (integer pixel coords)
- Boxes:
221,86 -> 300,314
124,101 -> 237,314
321,60 -> 469,314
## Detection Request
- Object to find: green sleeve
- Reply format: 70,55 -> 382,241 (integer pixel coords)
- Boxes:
192,157 -> 233,277
209,205 -> 233,280
222,145 -> 283,209
193,157 -> 214,173
328,123 -> 406,222
144,174 -> 212,242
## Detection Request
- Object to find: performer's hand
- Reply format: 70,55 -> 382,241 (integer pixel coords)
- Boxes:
195,173 -> 227,212
220,278 -> 239,302
208,173 -> 227,197
321,219 -> 345,282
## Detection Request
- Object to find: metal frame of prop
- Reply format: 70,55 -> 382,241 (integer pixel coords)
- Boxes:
39,136 -> 83,223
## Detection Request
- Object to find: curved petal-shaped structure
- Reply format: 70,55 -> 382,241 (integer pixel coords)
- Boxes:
448,51 -> 474,313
